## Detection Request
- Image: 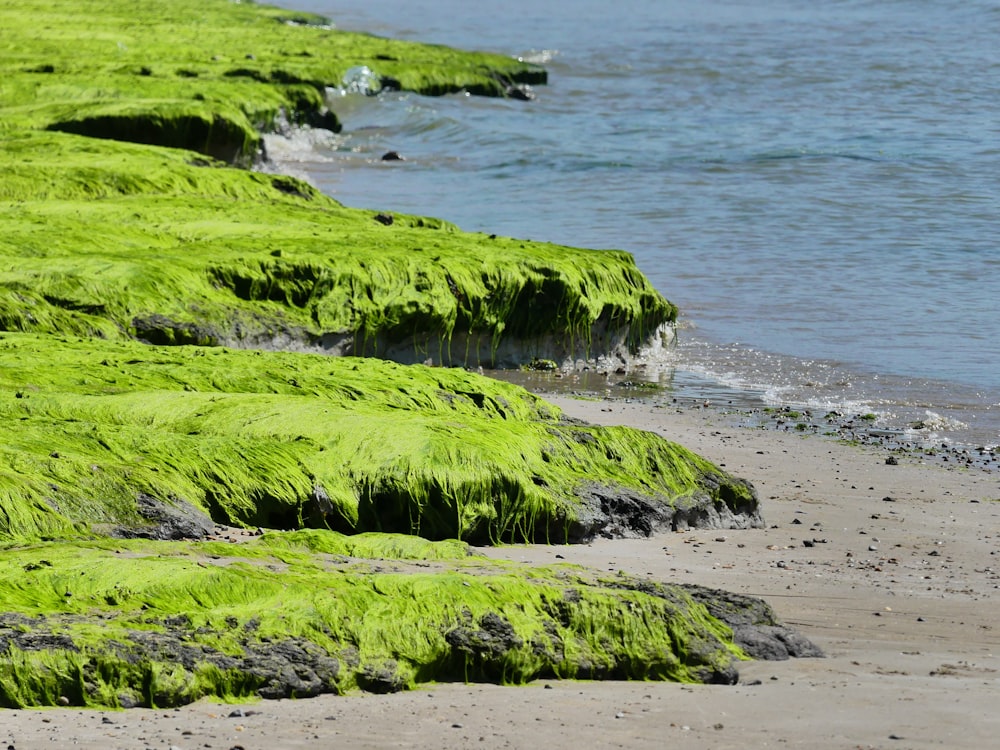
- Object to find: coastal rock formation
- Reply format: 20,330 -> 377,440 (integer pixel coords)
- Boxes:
0,0 -> 817,706
0,334 -> 761,544
2,0 -> 545,164
0,131 -> 675,371
0,533 -> 818,708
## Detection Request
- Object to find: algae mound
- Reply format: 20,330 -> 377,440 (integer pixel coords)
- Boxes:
1,0 -> 544,164
0,0 -> 809,706
1,0 -> 674,368
0,334 -> 760,544
0,130 -> 674,369
0,533 -> 754,708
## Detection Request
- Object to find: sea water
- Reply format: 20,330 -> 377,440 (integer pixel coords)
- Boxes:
268,0 -> 1000,449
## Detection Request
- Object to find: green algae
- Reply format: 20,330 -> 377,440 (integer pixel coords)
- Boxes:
1,0 -> 673,365
2,0 -> 545,162
0,130 -> 675,366
0,535 -> 743,707
0,0 -> 776,704
0,333 -> 756,544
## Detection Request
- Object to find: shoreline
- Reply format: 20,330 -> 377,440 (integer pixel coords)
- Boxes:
6,392 -> 997,749
489,366 -> 1000,472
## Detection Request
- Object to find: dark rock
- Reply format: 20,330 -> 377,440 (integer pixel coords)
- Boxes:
682,584 -> 824,660
561,476 -> 762,543
380,151 -> 404,161
113,494 -> 216,540
132,314 -> 221,346
355,660 -> 405,693
270,175 -> 314,199
307,108 -> 341,133
566,484 -> 674,541
506,84 -> 535,101
0,632 -> 78,653
445,611 -> 523,659
373,212 -> 394,226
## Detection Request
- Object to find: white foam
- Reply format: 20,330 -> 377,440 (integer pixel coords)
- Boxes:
909,411 -> 970,433
517,49 -> 559,65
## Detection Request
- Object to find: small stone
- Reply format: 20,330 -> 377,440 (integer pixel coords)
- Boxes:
615,712 -> 625,719
56,696 -> 70,706
452,723 -> 463,729
885,456 -> 899,465
381,151 -> 405,161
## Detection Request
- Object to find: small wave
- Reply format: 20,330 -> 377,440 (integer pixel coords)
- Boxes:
338,65 -> 382,96
907,411 -> 970,433
261,127 -> 340,166
517,49 -> 559,65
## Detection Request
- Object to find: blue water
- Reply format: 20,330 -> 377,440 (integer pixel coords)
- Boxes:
269,0 -> 1000,447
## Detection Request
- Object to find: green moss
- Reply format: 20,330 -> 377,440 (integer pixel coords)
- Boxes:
0,130 -> 674,365
0,537 -> 743,707
1,0 -> 545,160
0,333 -> 755,544
0,1 -> 672,363
0,0 -> 782,708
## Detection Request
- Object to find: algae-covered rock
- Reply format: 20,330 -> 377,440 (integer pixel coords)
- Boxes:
0,130 -> 674,369
0,534 -> 754,707
0,1 -> 801,705
1,0 -> 545,163
0,334 -> 759,544
1,0 -> 674,367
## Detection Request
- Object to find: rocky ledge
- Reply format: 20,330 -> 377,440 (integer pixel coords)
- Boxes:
0,534 -> 820,708
0,0 -> 817,705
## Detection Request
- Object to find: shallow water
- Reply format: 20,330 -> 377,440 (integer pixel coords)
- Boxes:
270,0 -> 1000,448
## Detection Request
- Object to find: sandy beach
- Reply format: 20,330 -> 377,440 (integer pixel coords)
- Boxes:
3,393 -> 998,749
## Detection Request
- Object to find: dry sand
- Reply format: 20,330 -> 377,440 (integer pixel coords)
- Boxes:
3,394 -> 999,749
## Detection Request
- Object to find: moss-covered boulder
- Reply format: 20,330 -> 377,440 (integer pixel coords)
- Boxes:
1,0 -> 545,164
0,131 -> 674,369
0,1 -> 805,704
0,532 -> 761,707
0,333 -> 759,544
0,0 -> 674,368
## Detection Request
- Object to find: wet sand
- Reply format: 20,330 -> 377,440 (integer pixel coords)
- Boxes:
3,394 -> 999,749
